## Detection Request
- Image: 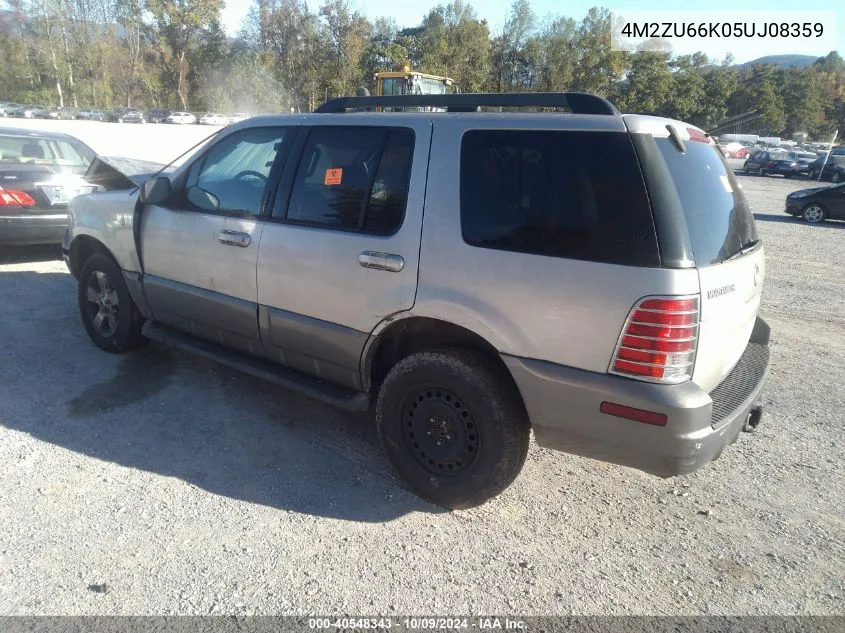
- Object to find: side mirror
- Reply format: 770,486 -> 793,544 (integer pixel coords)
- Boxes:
140,176 -> 172,205
186,186 -> 220,212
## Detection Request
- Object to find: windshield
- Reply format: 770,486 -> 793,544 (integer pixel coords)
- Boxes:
655,138 -> 758,266
0,134 -> 94,168
415,78 -> 447,95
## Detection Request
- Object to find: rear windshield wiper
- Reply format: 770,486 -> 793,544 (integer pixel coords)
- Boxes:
726,239 -> 761,261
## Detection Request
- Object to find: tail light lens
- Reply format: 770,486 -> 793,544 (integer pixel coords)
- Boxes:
0,188 -> 36,207
765,161 -> 775,168
610,296 -> 699,383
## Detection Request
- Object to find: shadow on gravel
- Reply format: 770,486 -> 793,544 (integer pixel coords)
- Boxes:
754,213 -> 845,229
0,244 -> 63,264
0,270 -> 441,522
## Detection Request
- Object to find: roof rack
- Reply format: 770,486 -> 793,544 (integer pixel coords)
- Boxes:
315,92 -> 620,116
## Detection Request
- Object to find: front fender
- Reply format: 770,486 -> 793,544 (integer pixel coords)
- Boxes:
67,190 -> 141,273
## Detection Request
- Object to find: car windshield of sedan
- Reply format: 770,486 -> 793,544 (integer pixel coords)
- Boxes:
0,134 -> 94,168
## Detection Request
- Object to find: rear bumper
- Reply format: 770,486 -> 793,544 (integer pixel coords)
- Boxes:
504,317 -> 771,477
0,213 -> 68,245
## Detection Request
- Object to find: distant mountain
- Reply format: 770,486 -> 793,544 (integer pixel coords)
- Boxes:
737,54 -> 819,69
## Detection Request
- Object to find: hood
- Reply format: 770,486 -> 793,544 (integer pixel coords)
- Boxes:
787,186 -> 830,197
83,155 -> 167,191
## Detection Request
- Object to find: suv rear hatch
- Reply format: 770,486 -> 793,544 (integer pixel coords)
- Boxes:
625,116 -> 763,392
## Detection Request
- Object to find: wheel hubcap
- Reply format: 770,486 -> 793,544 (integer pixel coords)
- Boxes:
84,271 -> 119,337
402,387 -> 479,475
804,206 -> 824,223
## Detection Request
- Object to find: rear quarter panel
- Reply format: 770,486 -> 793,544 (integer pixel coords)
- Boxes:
414,117 -> 701,373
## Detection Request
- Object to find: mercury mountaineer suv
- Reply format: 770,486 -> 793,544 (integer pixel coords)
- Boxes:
62,92 -> 770,508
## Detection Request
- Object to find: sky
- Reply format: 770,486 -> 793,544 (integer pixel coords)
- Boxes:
221,0 -> 842,64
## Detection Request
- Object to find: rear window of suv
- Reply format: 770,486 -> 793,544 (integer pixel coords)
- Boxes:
654,138 -> 758,266
460,130 -> 659,267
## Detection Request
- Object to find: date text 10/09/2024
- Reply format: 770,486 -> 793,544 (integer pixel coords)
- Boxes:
308,618 -> 527,630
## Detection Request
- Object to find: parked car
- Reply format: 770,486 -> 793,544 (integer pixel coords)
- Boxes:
228,112 -> 249,124
807,155 -> 845,183
720,142 -> 750,159
146,109 -> 172,123
743,150 -> 802,177
41,107 -> 75,120
0,102 -> 20,117
76,109 -> 106,121
62,92 -> 770,509
784,151 -> 817,175
784,182 -> 845,223
199,112 -> 228,126
0,127 -> 97,245
117,109 -> 146,124
10,104 -> 43,119
166,111 -> 196,124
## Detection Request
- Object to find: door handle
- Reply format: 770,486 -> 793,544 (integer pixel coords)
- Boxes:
359,251 -> 404,272
218,230 -> 250,247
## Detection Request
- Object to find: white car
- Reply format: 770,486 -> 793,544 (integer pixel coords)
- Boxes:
166,112 -> 196,125
199,113 -> 228,126
228,113 -> 249,124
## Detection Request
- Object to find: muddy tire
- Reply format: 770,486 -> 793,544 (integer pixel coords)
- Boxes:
376,348 -> 530,509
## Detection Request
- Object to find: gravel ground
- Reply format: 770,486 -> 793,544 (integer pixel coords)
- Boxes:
0,150 -> 843,615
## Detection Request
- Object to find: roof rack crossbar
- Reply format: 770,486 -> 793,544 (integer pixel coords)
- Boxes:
315,92 -> 620,116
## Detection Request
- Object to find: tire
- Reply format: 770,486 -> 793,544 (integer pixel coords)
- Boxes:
757,166 -> 765,176
376,348 -> 530,509
78,253 -> 147,353
802,204 -> 827,224
808,169 -> 817,180
832,172 -> 842,184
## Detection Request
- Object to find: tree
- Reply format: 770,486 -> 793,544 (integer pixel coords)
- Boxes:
618,51 -> 672,114
146,0 -> 225,109
319,0 -> 371,100
418,1 -> 490,92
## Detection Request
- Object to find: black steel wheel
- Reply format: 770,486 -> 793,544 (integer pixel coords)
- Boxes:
401,386 -> 480,476
377,348 -> 530,509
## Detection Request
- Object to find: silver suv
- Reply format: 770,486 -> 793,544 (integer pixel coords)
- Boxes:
63,93 -> 770,508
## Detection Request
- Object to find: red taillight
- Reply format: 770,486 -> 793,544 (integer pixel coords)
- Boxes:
0,189 -> 36,207
765,161 -> 775,168
600,401 -> 667,426
610,296 -> 699,383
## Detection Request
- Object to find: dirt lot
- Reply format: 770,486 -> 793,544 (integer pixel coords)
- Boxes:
0,125 -> 842,615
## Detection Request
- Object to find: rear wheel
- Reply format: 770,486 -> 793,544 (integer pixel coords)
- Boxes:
808,168 -> 817,179
78,253 -> 147,352
376,348 -> 530,509
802,204 -> 827,224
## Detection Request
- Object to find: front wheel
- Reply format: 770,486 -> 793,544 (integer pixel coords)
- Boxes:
78,253 -> 147,352
757,166 -> 765,176
802,204 -> 827,224
376,348 -> 530,509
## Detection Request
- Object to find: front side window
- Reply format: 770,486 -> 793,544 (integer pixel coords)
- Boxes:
460,130 -> 659,266
191,127 -> 287,215
283,126 -> 413,235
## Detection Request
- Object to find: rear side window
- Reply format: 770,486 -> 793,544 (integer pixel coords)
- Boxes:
460,130 -> 659,266
655,139 -> 758,266
284,126 -> 413,235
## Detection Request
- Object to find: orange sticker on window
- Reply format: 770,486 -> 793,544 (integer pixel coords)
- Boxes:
324,168 -> 343,186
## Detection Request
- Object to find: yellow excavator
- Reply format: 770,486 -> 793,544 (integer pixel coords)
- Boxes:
375,64 -> 455,97
372,63 -> 455,111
